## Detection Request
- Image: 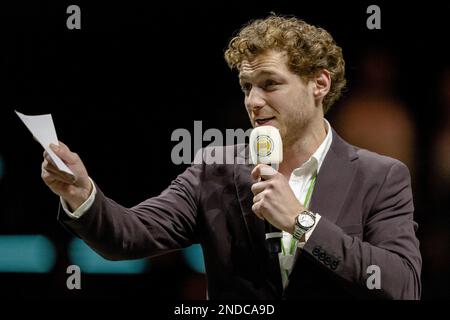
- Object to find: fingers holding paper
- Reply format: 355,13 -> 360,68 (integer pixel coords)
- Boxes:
41,141 -> 92,211
42,153 -> 75,184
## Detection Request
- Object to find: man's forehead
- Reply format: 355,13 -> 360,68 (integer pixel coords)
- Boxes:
239,51 -> 288,79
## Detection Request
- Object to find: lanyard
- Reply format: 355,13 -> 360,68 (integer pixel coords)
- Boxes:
281,172 -> 317,258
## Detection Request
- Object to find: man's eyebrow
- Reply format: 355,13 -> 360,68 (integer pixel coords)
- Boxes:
239,70 -> 280,81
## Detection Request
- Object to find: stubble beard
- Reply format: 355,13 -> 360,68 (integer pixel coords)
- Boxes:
281,113 -> 308,149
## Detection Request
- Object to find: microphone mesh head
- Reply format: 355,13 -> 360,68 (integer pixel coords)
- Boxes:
257,135 -> 273,157
249,126 -> 283,164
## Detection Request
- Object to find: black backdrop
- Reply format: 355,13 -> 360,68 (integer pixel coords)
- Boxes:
0,0 -> 449,300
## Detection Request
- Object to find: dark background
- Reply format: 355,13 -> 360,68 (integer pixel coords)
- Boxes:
0,0 -> 449,300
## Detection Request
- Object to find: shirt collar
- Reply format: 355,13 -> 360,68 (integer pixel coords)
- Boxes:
312,118 -> 333,173
292,118 -> 333,175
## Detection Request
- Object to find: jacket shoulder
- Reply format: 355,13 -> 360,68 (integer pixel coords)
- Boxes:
354,146 -> 411,176
332,128 -> 410,175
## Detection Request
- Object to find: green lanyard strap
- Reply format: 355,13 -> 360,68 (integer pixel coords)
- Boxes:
281,172 -> 317,257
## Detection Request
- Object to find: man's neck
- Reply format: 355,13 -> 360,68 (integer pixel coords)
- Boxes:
278,119 -> 327,179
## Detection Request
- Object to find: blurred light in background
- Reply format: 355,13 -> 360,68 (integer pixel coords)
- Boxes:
68,238 -> 148,274
182,244 -> 205,274
0,235 -> 56,273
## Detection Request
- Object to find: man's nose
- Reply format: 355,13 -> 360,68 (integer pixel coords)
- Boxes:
246,87 -> 266,111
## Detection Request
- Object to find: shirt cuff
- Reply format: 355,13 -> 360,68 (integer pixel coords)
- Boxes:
60,177 -> 97,219
297,213 -> 321,249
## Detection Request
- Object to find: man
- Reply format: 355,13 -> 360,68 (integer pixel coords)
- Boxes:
41,15 -> 421,299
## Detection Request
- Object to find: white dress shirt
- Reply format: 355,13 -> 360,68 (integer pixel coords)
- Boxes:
278,119 -> 332,288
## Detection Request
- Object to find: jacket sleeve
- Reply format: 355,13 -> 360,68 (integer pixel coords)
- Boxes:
303,161 -> 422,299
57,162 -> 204,260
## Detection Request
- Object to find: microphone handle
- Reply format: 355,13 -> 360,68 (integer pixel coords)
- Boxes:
264,163 -> 282,255
265,221 -> 282,254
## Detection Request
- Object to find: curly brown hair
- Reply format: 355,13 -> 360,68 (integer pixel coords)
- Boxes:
224,14 -> 346,113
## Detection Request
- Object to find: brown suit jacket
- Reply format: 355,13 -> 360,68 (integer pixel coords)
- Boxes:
59,128 -> 422,299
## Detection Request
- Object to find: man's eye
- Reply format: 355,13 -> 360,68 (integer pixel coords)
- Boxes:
263,80 -> 278,89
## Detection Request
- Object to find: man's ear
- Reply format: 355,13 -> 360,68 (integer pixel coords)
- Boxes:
313,69 -> 331,101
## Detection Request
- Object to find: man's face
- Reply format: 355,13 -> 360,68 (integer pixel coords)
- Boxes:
239,50 -> 319,147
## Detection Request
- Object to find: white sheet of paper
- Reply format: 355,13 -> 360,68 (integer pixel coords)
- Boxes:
15,111 -> 74,177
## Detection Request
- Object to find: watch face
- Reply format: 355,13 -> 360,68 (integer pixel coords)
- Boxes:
298,214 -> 315,228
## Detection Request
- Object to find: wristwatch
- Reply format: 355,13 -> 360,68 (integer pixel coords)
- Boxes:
293,210 -> 316,241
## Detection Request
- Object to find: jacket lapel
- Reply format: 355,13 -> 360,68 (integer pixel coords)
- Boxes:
284,128 -> 359,294
308,128 -> 359,224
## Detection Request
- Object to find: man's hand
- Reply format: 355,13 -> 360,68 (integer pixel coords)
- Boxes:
251,164 -> 305,234
41,141 -> 92,212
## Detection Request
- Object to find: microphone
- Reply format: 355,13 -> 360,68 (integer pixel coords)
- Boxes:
249,125 -> 283,255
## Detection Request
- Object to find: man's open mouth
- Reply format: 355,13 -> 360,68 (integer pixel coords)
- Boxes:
255,117 -> 276,125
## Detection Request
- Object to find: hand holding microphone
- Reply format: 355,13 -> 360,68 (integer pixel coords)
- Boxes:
249,126 -> 305,255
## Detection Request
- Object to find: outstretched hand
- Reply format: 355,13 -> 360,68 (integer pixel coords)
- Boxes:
41,141 -> 92,211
